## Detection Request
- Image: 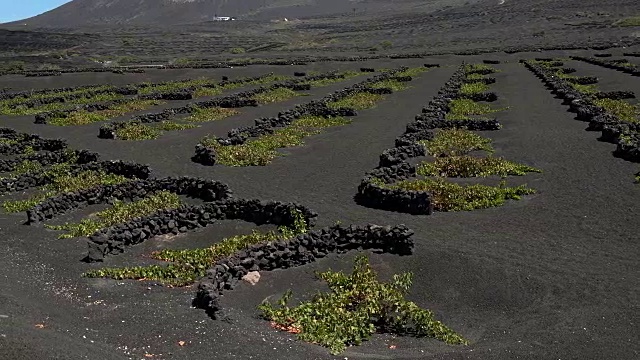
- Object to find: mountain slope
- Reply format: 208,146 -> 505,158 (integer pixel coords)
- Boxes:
4,0 -> 444,27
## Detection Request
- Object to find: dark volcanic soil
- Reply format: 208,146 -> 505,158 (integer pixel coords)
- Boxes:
2,0 -> 640,69
0,56 -> 639,360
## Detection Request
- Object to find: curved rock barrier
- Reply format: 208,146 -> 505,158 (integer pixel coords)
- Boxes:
1,160 -> 150,196
524,60 -> 640,163
85,198 -> 318,262
26,176 -> 228,224
193,223 -> 414,319
356,63 -> 527,214
0,149 -> 98,173
0,131 -> 67,155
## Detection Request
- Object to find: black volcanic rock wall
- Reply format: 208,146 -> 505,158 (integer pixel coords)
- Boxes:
194,223 -> 414,319
524,60 -> 640,163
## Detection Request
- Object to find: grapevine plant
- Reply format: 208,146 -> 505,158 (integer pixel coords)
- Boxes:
259,255 -> 467,354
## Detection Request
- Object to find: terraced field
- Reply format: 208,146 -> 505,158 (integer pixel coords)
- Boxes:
0,55 -> 638,360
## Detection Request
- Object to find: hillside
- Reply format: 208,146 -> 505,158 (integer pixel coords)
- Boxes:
3,0 -> 468,27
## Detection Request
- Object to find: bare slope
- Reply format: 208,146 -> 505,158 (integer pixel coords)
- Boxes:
4,0 -> 465,27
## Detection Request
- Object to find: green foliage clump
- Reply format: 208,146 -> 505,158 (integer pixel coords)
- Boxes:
252,87 -> 303,104
379,178 -> 535,211
259,255 -> 467,354
187,107 -> 239,122
465,73 -> 488,81
230,47 -> 246,54
569,83 -> 598,94
301,71 -> 360,87
370,79 -> 407,91
292,115 -> 351,129
592,98 -> 639,124
193,87 -> 223,98
241,74 -> 291,86
464,64 -> 497,74
0,138 -> 18,146
138,78 -> 216,95
202,115 -> 349,166
49,100 -> 162,126
205,127 -> 316,166
422,129 -> 494,157
8,160 -> 43,177
0,61 -> 25,73
445,99 -> 505,121
395,67 -> 428,77
22,146 -> 36,156
115,122 -> 162,140
50,169 -> 127,193
0,93 -> 125,116
460,82 -> 490,95
328,92 -> 384,110
3,169 -> 128,213
3,192 -> 54,213
417,156 -> 542,178
83,210 -> 308,285
46,191 -> 181,239
156,121 -> 198,132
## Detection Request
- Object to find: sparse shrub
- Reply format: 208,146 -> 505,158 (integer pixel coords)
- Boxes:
114,122 -> 163,140
49,100 -> 162,126
230,47 -> 246,54
464,63 -> 497,74
252,87 -> 303,104
259,255 -> 467,355
378,178 -> 535,211
173,58 -> 192,65
1,90 -> 125,116
370,79 -> 407,91
569,83 -> 598,94
395,67 -> 429,77
460,82 -> 490,95
592,98 -> 639,123
445,99 -> 505,121
156,121 -> 198,132
301,71 -> 360,87
186,107 -> 239,122
421,129 -> 494,157
36,63 -> 61,71
193,87 -> 223,97
0,61 -> 25,72
327,92 -> 384,110
417,156 -> 542,177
